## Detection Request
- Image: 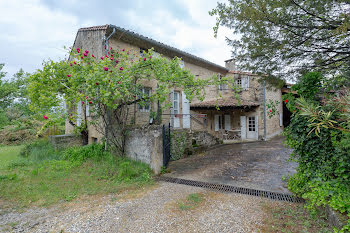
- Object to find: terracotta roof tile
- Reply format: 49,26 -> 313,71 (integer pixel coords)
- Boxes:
78,25 -> 109,32
191,97 -> 259,109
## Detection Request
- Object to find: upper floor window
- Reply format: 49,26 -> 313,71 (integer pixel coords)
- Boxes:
236,75 -> 249,90
179,60 -> 185,69
140,48 -> 159,58
138,87 -> 151,112
218,74 -> 228,91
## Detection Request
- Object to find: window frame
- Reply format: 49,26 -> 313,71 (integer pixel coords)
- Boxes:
138,87 -> 152,112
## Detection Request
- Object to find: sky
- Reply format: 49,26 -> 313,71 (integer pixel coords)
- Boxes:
0,0 -> 235,80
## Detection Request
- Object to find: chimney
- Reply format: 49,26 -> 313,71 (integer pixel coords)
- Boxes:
225,59 -> 236,71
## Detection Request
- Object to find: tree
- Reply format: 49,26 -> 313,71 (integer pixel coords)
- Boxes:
28,47 -> 228,153
210,0 -> 350,80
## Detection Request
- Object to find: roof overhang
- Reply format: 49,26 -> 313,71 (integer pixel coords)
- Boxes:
190,97 -> 259,110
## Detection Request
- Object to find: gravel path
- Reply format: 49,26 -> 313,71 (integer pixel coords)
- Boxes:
0,182 -> 274,233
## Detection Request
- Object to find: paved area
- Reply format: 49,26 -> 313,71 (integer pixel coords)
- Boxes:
165,136 -> 296,193
0,182 -> 274,233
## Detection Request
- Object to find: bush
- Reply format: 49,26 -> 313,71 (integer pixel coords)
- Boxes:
20,139 -> 61,161
62,143 -> 107,163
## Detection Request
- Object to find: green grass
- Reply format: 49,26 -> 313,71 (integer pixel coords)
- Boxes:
260,201 -> 333,233
0,141 -> 154,207
178,193 -> 203,211
0,145 -> 24,169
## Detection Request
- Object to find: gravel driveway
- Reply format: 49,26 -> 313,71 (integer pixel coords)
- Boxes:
0,182 -> 279,233
166,136 -> 296,193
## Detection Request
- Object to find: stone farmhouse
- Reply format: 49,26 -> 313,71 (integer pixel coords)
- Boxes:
66,24 -> 284,143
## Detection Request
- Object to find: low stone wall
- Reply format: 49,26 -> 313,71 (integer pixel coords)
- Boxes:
124,125 -> 163,174
171,129 -> 219,161
49,134 -> 83,150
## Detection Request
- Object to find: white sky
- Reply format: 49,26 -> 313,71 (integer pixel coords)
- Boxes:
0,0 -> 235,79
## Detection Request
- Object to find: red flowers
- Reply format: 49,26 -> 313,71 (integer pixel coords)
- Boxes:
115,60 -> 119,64
92,54 -> 95,58
284,99 -> 288,103
119,66 -> 123,71
101,57 -> 104,60
85,50 -> 89,54
81,56 -> 84,59
104,45 -> 106,49
104,67 -> 109,71
43,115 -> 48,120
270,110 -> 272,112
89,101 -> 93,104
74,61 -> 76,65
110,57 -> 113,60
86,96 -> 89,99
67,74 -> 71,77
117,81 -> 121,84
82,101 -> 85,105
122,48 -> 125,51
143,58 -> 146,61
96,82 -> 99,85
77,48 -> 80,53
84,52 -> 88,56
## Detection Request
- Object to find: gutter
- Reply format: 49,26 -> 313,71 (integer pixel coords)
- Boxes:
263,81 -> 267,141
104,27 -> 116,55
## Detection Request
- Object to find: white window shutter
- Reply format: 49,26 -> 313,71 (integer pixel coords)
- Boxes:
246,76 -> 250,90
240,116 -> 247,139
255,115 -> 259,140
214,115 -> 220,131
77,102 -> 82,126
86,104 -> 90,117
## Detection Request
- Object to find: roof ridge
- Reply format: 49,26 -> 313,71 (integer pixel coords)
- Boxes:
78,24 -> 109,32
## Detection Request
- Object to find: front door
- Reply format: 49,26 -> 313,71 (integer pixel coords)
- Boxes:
173,91 -> 180,128
247,116 -> 258,140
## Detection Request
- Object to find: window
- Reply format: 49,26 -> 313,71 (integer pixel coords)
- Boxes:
138,87 -> 151,112
179,60 -> 185,69
236,78 -> 242,88
218,74 -> 228,91
248,116 -> 256,132
173,91 -> 179,114
140,48 -> 160,58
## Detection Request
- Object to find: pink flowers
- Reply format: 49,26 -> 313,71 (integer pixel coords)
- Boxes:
122,48 -> 125,51
70,63 -> 72,66
86,96 -> 89,99
117,81 -> 121,84
84,52 -> 88,56
77,48 -> 80,53
67,74 -> 71,78
119,66 -> 123,71
74,61 -> 76,65
81,56 -> 84,59
82,101 -> 85,105
115,60 -> 119,64
104,67 -> 109,71
101,56 -> 104,60
85,50 -> 89,54
43,115 -> 48,120
143,58 -> 146,61
104,45 -> 107,49
92,54 -> 95,58
150,56 -> 152,59
110,57 -> 113,60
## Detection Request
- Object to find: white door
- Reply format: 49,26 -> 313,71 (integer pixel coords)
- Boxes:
214,115 -> 222,131
182,91 -> 190,128
224,115 -> 231,130
173,91 -> 180,128
247,116 -> 258,140
240,116 -> 246,139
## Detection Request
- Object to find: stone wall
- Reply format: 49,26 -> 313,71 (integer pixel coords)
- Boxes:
124,125 -> 163,174
49,134 -> 83,150
171,129 -> 219,161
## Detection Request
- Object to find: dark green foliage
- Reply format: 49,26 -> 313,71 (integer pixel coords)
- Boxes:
62,143 -> 107,162
283,72 -> 350,231
210,1 -> 350,80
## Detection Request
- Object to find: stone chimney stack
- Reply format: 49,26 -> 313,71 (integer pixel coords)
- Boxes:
225,59 -> 236,71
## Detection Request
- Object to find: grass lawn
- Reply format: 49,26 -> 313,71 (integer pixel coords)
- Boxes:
260,201 -> 333,233
0,145 -> 24,169
0,142 -> 154,207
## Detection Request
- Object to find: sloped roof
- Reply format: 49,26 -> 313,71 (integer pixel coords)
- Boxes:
76,24 -> 229,73
190,97 -> 259,109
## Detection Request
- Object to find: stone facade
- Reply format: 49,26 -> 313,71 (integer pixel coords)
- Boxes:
49,134 -> 83,150
66,25 -> 284,144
